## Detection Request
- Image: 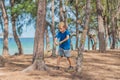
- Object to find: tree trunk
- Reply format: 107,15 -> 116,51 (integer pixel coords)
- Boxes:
112,18 -> 118,49
96,0 -> 106,52
115,18 -> 119,49
88,37 -> 90,50
75,0 -> 79,49
59,0 -> 68,25
116,20 -> 120,49
92,36 -> 97,50
45,26 -> 50,52
0,0 -> 9,56
11,0 -> 23,55
103,15 -> 109,49
117,27 -> 120,49
12,18 -> 24,55
111,15 -> 116,49
109,1 -> 120,49
24,0 -> 47,72
76,0 -> 91,72
63,0 -> 68,26
59,0 -> 64,21
51,0 -> 56,57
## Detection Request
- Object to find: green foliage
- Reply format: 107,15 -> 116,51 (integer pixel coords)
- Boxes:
7,0 -> 37,36
11,0 -> 37,17
67,18 -> 73,24
23,1 -> 37,17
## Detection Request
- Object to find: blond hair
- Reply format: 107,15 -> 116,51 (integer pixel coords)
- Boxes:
59,22 -> 67,29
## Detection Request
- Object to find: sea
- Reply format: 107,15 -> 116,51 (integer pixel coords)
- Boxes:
0,37 -> 91,55
0,38 -> 34,55
0,37 -> 119,55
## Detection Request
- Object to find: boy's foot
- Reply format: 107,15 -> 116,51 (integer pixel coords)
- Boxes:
65,66 -> 74,72
67,66 -> 73,70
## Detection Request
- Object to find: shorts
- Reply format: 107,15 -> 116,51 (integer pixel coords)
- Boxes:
58,48 -> 71,57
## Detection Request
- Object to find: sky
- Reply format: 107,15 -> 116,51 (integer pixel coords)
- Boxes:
0,13 -> 36,38
0,25 -> 35,38
0,0 -> 36,38
0,0 -> 57,38
0,0 -> 76,38
18,25 -> 35,38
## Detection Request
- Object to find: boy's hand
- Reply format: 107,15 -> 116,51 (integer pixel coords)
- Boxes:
55,38 -> 60,46
55,41 -> 63,46
55,41 -> 59,46
59,41 -> 62,45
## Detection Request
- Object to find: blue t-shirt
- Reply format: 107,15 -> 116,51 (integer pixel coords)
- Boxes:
55,30 -> 70,50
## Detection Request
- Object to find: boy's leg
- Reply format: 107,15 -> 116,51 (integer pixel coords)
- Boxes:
57,56 -> 62,67
56,48 -> 63,69
67,57 -> 73,71
64,50 -> 73,70
64,50 -> 72,67
67,57 -> 72,67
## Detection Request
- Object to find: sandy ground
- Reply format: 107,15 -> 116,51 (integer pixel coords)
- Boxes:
0,50 -> 120,80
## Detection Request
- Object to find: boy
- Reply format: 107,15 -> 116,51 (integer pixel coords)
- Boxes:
55,22 -> 73,70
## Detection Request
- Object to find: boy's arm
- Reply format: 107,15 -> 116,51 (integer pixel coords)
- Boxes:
59,35 -> 69,44
55,37 -> 59,45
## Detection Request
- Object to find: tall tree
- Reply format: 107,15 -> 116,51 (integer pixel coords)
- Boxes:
96,0 -> 106,52
11,0 -> 23,55
51,0 -> 56,57
45,25 -> 50,53
63,0 -> 68,26
59,0 -> 64,21
75,0 -> 79,49
24,0 -> 47,71
59,0 -> 68,26
76,0 -> 91,72
111,2 -> 120,49
0,0 -> 9,56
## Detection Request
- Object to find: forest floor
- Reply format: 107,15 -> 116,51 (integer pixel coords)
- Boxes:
0,50 -> 120,80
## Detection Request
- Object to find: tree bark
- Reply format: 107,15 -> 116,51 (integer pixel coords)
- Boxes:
24,0 -> 47,72
111,15 -> 116,49
11,0 -> 23,55
63,0 -> 68,26
75,0 -> 79,49
96,0 -> 106,52
76,0 -> 91,72
92,36 -> 97,50
103,15 -> 109,49
59,0 -> 68,25
59,0 -> 64,21
0,0 -> 9,56
109,0 -> 120,49
51,0 -> 56,57
88,36 -> 90,50
45,26 -> 50,52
